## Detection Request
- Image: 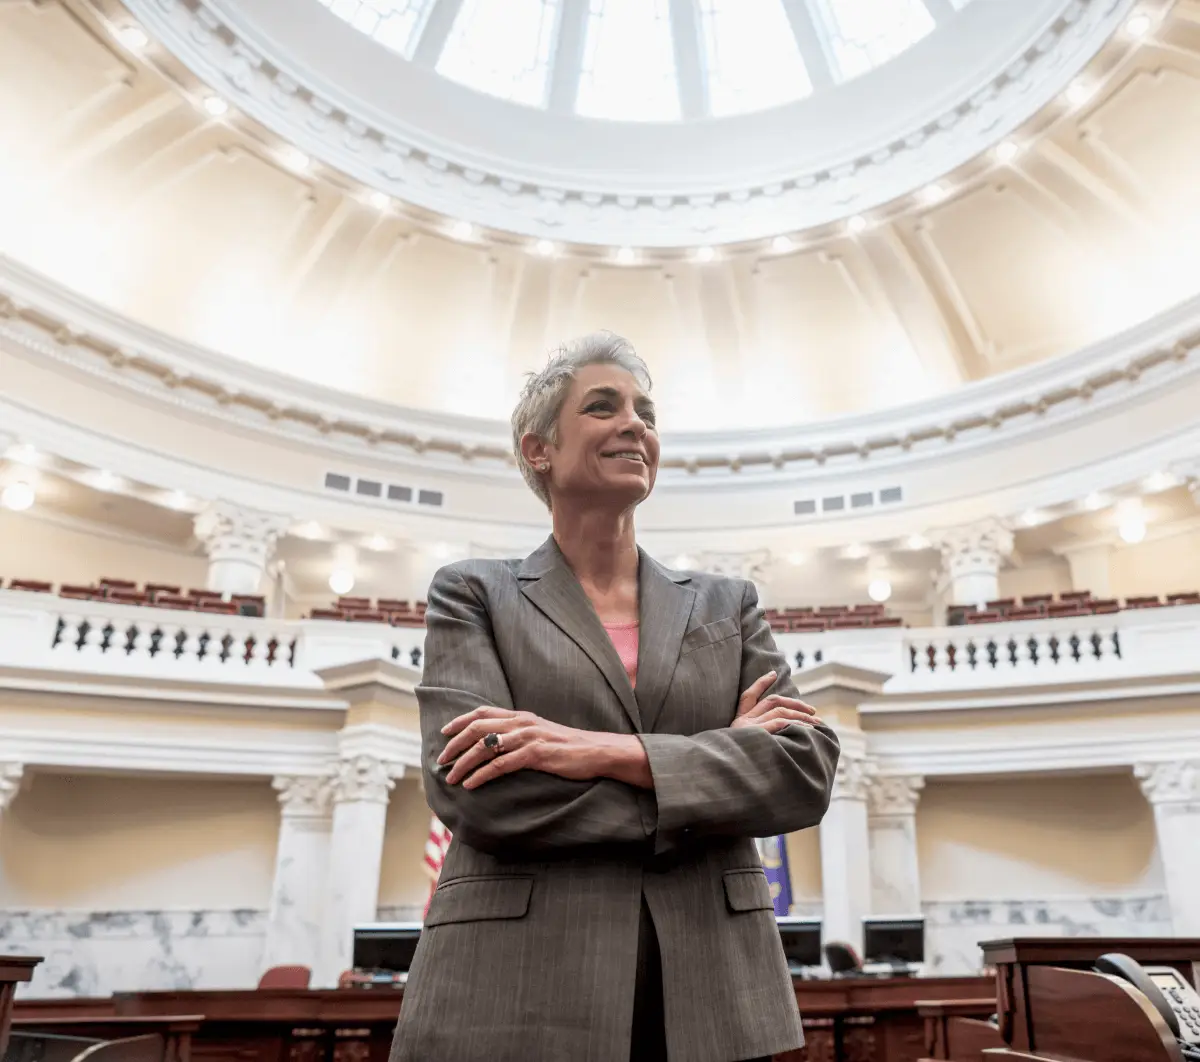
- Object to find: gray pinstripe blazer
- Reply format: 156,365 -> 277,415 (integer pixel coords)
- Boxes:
390,536 -> 840,1062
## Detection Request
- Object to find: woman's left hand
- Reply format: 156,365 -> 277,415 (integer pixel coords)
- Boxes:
438,706 -> 617,789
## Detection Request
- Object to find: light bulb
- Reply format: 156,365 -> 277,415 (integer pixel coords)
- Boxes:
203,96 -> 229,117
365,534 -> 392,552
695,246 -> 716,263
1066,80 -> 1091,106
94,470 -> 119,491
905,534 -> 930,551
1119,518 -> 1146,544
164,489 -> 190,511
1125,13 -> 1151,37
674,554 -> 695,570
847,215 -> 867,234
368,191 -> 390,210
1,481 -> 35,512
534,239 -> 556,257
615,246 -> 636,265
282,147 -> 310,172
329,569 -> 356,595
449,220 -> 474,241
922,182 -> 947,205
771,235 -> 794,254
868,579 -> 892,603
996,140 -> 1020,163
117,25 -> 149,50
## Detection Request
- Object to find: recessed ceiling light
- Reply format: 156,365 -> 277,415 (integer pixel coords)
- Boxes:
1119,516 -> 1146,544
368,191 -> 390,210
771,235 -> 794,254
202,96 -> 229,117
695,246 -> 716,263
905,534 -> 930,551
868,578 -> 892,603
295,520 -> 324,540
1142,470 -> 1177,493
1,481 -> 35,512
1066,80 -> 1091,106
164,489 -> 190,511
1083,491 -> 1108,511
922,182 -> 947,205
615,246 -> 636,265
449,219 -> 474,241
1125,13 -> 1152,37
364,533 -> 392,552
94,470 -> 119,492
847,215 -> 868,234
534,238 -> 556,257
117,25 -> 149,50
8,443 -> 37,465
282,147 -> 310,172
786,552 -> 806,566
996,140 -> 1020,163
843,542 -> 869,560
1020,509 -> 1047,527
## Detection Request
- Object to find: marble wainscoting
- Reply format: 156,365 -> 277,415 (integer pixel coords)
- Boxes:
0,908 -> 269,998
922,894 -> 1173,975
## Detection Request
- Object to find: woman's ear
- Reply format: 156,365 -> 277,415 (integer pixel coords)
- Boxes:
520,432 -> 550,472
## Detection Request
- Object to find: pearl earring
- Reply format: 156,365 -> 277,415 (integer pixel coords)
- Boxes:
538,464 -> 549,473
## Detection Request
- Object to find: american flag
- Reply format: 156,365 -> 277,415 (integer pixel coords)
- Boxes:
423,815 -> 453,918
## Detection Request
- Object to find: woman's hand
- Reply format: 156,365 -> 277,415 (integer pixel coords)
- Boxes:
730,670 -> 822,733
438,706 -> 650,790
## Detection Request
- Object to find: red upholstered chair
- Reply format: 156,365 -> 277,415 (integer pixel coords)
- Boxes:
258,965 -> 311,989
337,596 -> 372,612
791,618 -> 829,633
309,608 -> 348,620
99,578 -> 138,592
155,594 -> 195,611
1090,598 -> 1121,614
1059,590 -> 1092,603
347,610 -> 389,623
1005,606 -> 1045,622
965,610 -> 1002,625
830,615 -> 868,630
377,598 -> 411,613
869,616 -> 903,628
59,584 -> 100,600
108,589 -> 150,607
1124,595 -> 1163,609
8,579 -> 52,593
1021,594 -> 1053,607
145,583 -> 182,600
1167,591 -> 1200,606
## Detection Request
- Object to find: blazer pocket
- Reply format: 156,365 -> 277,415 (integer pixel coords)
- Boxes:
424,874 -> 534,927
681,616 -> 739,656
722,868 -> 775,913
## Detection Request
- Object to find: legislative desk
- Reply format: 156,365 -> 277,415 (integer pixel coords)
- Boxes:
12,975 -> 990,1062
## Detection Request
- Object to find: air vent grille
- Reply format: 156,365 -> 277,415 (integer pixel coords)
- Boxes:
323,472 -> 444,508
794,485 -> 904,519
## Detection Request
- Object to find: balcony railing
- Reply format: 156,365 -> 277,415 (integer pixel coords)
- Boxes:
1,589 -> 1196,697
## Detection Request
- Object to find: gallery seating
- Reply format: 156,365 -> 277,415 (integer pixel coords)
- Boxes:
0,578 -> 266,617
948,590 -> 1200,626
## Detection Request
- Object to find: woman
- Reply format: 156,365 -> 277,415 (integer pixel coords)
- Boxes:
390,332 -> 841,1062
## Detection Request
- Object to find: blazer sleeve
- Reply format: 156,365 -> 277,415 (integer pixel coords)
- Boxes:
638,579 -> 841,854
416,564 -> 658,857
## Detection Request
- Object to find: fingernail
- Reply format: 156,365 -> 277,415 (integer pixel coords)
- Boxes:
441,724 -> 451,734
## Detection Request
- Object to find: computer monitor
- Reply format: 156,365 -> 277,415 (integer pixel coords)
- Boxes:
352,922 -> 422,974
862,916 -> 924,967
776,916 -> 822,970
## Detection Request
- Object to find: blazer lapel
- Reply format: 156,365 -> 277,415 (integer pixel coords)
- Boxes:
634,550 -> 696,732
519,537 -> 644,732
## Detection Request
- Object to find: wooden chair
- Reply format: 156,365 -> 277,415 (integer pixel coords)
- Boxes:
1166,591 -> 1200,606
829,615 -> 869,629
337,596 -> 372,612
1124,595 -> 1163,609
144,584 -> 182,601
58,585 -> 99,601
309,608 -> 346,621
347,610 -> 389,624
7,580 -> 52,593
966,610 -> 1002,624
1021,594 -> 1053,607
1005,606 -> 1045,622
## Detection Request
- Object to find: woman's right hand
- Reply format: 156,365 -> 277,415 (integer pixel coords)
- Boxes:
730,670 -> 822,732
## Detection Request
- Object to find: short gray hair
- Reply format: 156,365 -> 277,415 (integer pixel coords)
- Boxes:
512,331 -> 652,509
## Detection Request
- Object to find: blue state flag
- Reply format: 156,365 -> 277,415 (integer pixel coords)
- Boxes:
755,835 -> 793,917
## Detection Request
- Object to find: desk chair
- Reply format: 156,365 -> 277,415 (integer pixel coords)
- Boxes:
257,965 -> 311,990
824,941 -> 863,977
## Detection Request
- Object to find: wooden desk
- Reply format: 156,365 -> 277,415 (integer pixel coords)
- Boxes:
918,998 -> 1002,1061
0,956 -> 42,1055
9,1015 -> 202,1062
14,975 -> 991,1062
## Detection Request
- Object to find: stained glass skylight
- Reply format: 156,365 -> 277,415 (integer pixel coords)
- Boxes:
809,0 -> 937,82
699,0 -> 812,117
575,0 -> 680,121
316,0 -> 436,60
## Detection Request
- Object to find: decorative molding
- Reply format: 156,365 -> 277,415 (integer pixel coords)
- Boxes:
3,255 -> 1199,488
0,762 -> 24,812
867,774 -> 925,818
331,754 -> 396,805
111,0 -> 1138,246
691,549 -> 772,583
832,753 -> 876,801
272,773 -> 334,819
1135,759 -> 1200,808
194,500 -> 293,569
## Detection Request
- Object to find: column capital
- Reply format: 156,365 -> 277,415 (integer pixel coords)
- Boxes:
929,518 -> 1015,575
867,774 -> 925,818
193,500 -> 292,564
832,753 -> 876,802
331,754 -> 396,805
692,548 -> 773,584
272,774 -> 334,819
1136,760 -> 1200,808
0,762 -> 24,812
1170,456 -> 1200,505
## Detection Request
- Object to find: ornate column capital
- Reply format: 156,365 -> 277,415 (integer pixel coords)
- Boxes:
1136,760 -> 1200,809
193,500 -> 292,565
832,753 -> 876,802
330,754 -> 396,806
272,774 -> 334,820
867,774 -> 925,818
0,762 -> 25,812
691,548 -> 773,584
928,518 -> 1014,578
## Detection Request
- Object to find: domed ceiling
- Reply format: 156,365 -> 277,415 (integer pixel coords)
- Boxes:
1,0 -> 1197,435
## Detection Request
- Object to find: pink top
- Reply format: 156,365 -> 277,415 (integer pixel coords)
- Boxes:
602,621 -> 639,689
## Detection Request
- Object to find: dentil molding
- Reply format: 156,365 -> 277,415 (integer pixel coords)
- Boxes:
110,0 -> 1137,245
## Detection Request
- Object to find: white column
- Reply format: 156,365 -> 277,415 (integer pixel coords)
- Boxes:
193,501 -> 291,596
930,519 -> 1014,609
868,775 -> 924,916
316,755 -> 396,986
260,775 -> 333,975
0,763 -> 24,897
819,753 -> 874,956
1136,760 -> 1200,935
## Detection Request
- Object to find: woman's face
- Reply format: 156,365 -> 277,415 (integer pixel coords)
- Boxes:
538,363 -> 659,510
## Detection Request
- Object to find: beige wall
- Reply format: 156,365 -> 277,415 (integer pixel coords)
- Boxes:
378,778 -> 437,910
784,827 -> 823,903
1110,524 -> 1200,600
0,511 -> 206,591
917,773 -> 1163,901
0,772 -> 278,910
998,557 -> 1072,603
